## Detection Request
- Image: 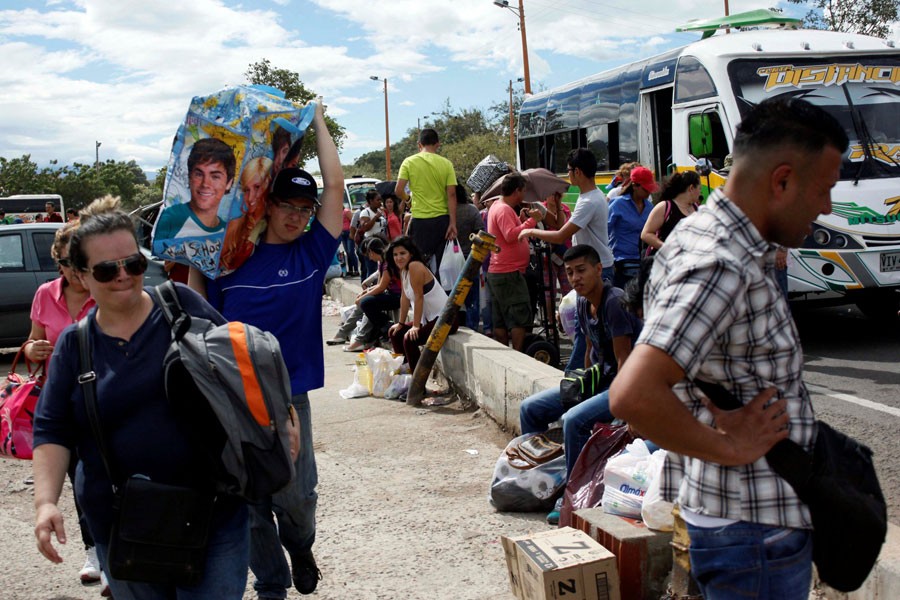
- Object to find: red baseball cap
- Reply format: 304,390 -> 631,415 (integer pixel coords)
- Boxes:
629,166 -> 659,193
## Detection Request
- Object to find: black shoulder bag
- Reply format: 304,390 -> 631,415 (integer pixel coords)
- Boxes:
695,380 -> 887,593
76,318 -> 215,586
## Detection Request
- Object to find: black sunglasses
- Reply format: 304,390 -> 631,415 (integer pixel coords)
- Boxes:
85,253 -> 148,282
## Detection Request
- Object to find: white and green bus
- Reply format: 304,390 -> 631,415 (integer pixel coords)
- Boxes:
516,10 -> 900,317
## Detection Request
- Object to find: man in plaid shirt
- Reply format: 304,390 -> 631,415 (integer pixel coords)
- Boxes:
610,98 -> 848,599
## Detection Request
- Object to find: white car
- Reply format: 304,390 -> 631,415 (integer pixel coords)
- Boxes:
315,177 -> 381,211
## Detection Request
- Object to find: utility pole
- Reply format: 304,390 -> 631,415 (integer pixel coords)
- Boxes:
95,141 -> 102,169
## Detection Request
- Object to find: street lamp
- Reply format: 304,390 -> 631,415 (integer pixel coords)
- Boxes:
370,76 -> 391,180
417,115 -> 430,131
493,0 -> 532,94
508,77 -> 524,154
95,141 -> 102,169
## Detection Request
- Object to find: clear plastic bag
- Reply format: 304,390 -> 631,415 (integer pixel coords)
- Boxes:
641,449 -> 674,531
601,439 -> 653,518
366,348 -> 404,398
384,374 -> 411,399
339,354 -> 372,399
489,433 -> 567,513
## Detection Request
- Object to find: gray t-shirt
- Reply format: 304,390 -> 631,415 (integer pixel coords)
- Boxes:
570,188 -> 614,268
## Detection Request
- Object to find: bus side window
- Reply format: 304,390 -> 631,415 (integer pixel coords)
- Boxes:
688,111 -> 728,170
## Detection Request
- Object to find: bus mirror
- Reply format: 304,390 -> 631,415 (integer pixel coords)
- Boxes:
695,158 -> 712,176
689,114 -> 714,157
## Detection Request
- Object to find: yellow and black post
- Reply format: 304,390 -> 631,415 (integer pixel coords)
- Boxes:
406,231 -> 499,406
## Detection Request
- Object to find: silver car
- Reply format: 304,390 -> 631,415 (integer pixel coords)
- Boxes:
0,223 -> 167,347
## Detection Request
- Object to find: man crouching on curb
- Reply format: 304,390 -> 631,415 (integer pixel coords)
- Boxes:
609,97 -> 848,600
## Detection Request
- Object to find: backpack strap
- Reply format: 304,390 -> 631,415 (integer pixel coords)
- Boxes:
155,280 -> 191,342
77,317 -> 120,490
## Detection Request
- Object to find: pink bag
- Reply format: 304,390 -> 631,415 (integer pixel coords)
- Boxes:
0,344 -> 46,460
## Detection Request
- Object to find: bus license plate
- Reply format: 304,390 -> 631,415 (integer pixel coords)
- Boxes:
881,251 -> 900,272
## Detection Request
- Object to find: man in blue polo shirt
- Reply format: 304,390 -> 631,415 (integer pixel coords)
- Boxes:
608,166 -> 656,287
195,101 -> 343,598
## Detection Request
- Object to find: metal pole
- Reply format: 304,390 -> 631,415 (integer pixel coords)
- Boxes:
518,0 -> 532,94
509,80 -> 515,154
406,231 -> 499,406
95,141 -> 101,169
383,78 -> 391,180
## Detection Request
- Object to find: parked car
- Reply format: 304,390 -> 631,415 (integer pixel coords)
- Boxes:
315,176 -> 381,211
0,223 -> 167,347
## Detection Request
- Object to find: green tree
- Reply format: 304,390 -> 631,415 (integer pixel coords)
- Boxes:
788,0 -> 899,37
244,59 -> 346,166
0,155 -> 48,196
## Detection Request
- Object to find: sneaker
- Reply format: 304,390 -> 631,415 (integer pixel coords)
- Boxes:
100,571 -> 112,597
326,335 -> 348,346
546,497 -> 563,526
291,549 -> 322,595
79,546 -> 101,584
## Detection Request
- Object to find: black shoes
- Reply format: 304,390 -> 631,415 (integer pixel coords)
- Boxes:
292,550 -> 322,595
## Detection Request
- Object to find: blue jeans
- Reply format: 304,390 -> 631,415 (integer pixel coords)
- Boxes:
687,521 -> 812,600
464,276 -> 480,331
96,504 -> 249,600
520,387 -> 613,478
250,393 -> 318,599
775,267 -> 788,300
340,230 -> 358,273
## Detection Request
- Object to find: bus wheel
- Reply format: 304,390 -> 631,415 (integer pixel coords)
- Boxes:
854,289 -> 900,322
525,339 -> 559,367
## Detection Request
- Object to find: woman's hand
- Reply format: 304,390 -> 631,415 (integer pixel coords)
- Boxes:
518,228 -> 534,242
405,325 -> 421,342
34,503 -> 66,563
25,339 -> 53,362
389,323 -> 403,337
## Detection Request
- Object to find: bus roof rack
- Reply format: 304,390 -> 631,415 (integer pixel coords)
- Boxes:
677,9 -> 802,39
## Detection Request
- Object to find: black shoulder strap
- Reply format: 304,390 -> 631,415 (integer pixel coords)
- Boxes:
77,317 -> 119,489
155,280 -> 191,341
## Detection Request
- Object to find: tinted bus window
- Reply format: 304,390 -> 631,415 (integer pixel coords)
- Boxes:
675,56 -> 718,103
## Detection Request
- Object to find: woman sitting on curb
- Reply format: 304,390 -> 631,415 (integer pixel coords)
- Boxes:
386,236 -> 456,373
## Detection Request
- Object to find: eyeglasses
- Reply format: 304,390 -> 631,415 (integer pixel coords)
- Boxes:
276,202 -> 315,217
57,257 -> 72,268
85,253 -> 148,282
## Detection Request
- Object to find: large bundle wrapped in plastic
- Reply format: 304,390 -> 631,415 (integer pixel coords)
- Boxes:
467,154 -> 510,194
558,289 -> 578,339
152,85 -> 315,279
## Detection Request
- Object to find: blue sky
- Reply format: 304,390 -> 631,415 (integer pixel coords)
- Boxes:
1,0 -> 897,178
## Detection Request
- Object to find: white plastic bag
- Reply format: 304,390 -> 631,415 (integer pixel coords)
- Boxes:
601,439 -> 653,518
641,449 -> 674,531
339,357 -> 371,399
438,239 -> 465,292
366,348 -> 404,398
384,374 -> 411,399
557,289 -> 578,339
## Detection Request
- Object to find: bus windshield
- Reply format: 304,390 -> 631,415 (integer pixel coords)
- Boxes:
728,56 -> 900,181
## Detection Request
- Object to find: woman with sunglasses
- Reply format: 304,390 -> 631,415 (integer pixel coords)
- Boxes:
32,196 -> 251,599
24,219 -> 101,588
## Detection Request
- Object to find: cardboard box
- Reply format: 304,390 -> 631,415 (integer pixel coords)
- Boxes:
501,527 -> 620,600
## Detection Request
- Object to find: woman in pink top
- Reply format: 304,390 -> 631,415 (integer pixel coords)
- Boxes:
24,221 -> 101,588
383,196 -> 403,240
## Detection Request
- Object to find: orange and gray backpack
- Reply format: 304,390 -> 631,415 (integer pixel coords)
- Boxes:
155,281 -> 294,502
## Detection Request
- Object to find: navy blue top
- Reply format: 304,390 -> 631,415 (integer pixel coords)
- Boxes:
206,219 -> 339,395
33,284 -> 241,540
577,286 -> 643,373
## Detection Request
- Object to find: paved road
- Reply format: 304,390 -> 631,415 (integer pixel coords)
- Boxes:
791,303 -> 900,526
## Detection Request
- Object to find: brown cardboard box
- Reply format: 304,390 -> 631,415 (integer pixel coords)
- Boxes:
501,527 -> 620,600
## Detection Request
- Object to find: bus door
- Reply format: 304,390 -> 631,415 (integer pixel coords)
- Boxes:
638,86 -> 674,177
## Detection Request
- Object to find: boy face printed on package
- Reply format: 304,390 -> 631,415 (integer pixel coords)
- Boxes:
189,160 -> 233,217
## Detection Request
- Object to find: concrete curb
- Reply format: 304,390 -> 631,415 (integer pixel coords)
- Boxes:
324,277 -> 899,598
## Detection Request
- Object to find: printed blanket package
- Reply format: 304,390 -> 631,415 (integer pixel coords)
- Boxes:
152,85 -> 315,278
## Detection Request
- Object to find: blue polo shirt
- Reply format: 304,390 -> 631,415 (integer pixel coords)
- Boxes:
206,219 -> 339,395
608,193 -> 652,262
34,284 -> 242,541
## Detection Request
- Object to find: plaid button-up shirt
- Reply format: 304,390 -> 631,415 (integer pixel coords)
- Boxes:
639,189 -> 814,529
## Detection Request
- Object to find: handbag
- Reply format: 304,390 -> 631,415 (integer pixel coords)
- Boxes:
695,380 -> 887,593
559,364 -> 614,411
0,343 -> 46,460
76,318 -> 214,586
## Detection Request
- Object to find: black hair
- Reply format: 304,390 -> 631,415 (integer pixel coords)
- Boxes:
567,148 -> 598,179
365,189 -> 380,204
365,237 -> 386,258
733,97 -> 849,161
500,172 -> 526,197
418,128 -> 439,146
385,236 -> 425,278
187,137 -> 237,183
563,244 -> 601,266
660,171 -> 702,202
456,182 -> 470,204
622,257 -> 654,316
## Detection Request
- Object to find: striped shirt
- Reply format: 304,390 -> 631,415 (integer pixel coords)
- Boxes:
638,189 -> 815,530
